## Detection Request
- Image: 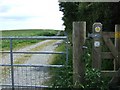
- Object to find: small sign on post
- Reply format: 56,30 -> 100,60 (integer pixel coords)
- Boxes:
92,23 -> 102,69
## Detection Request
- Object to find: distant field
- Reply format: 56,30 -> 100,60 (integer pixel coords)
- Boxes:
0,29 -> 58,50
1,29 -> 58,36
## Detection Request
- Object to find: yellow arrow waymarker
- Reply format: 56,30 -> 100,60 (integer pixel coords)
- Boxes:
115,32 -> 120,38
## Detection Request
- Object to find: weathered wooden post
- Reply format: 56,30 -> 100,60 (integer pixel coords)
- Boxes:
92,23 -> 102,69
115,25 -> 120,70
73,21 -> 86,88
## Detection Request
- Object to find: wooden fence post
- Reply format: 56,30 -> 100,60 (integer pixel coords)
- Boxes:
73,21 -> 86,88
92,23 -> 102,69
115,25 -> 120,70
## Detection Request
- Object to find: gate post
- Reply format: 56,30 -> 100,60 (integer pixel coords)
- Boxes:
92,23 -> 102,69
73,21 -> 86,88
109,25 -> 120,89
115,25 -> 120,70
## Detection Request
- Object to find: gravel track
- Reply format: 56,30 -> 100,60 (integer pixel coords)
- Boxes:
1,40 -> 63,88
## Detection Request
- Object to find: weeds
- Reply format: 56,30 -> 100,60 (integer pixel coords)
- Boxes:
50,39 -> 110,89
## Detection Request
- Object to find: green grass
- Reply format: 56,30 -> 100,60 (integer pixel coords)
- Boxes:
1,29 -> 58,37
48,43 -> 73,88
0,29 -> 58,51
50,43 -> 66,65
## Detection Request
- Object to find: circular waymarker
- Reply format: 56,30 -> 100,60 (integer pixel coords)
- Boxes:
95,26 -> 101,32
94,41 -> 100,47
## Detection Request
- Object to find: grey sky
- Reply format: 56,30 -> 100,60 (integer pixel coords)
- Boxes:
0,0 -> 64,30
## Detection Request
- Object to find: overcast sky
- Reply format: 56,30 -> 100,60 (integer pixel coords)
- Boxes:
0,0 -> 64,30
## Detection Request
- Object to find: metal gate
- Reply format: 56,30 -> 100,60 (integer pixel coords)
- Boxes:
0,35 -> 68,89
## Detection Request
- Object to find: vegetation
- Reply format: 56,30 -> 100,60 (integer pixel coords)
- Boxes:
50,39 -> 111,89
49,2 -> 120,89
49,43 -> 73,88
0,29 -> 58,50
59,2 -> 120,34
1,29 -> 58,37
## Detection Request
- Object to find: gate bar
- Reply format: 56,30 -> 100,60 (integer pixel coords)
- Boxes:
10,38 -> 14,90
1,51 -> 66,54
0,64 -> 65,68
1,84 -> 50,88
66,35 -> 69,65
0,36 -> 67,40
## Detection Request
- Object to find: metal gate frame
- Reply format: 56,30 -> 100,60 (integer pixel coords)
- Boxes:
0,35 -> 68,89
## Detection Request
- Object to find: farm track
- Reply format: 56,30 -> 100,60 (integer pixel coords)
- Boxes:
1,40 -> 63,87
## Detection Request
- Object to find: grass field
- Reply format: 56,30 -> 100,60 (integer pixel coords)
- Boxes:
0,29 -> 58,51
1,29 -> 58,37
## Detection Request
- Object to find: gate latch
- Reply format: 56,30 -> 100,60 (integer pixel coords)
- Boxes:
82,46 -> 88,49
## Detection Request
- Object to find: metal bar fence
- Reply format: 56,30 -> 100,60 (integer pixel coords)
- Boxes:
0,36 -> 68,89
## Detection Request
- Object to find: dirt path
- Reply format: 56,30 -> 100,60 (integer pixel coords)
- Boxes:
1,40 -> 59,64
1,40 -> 63,88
